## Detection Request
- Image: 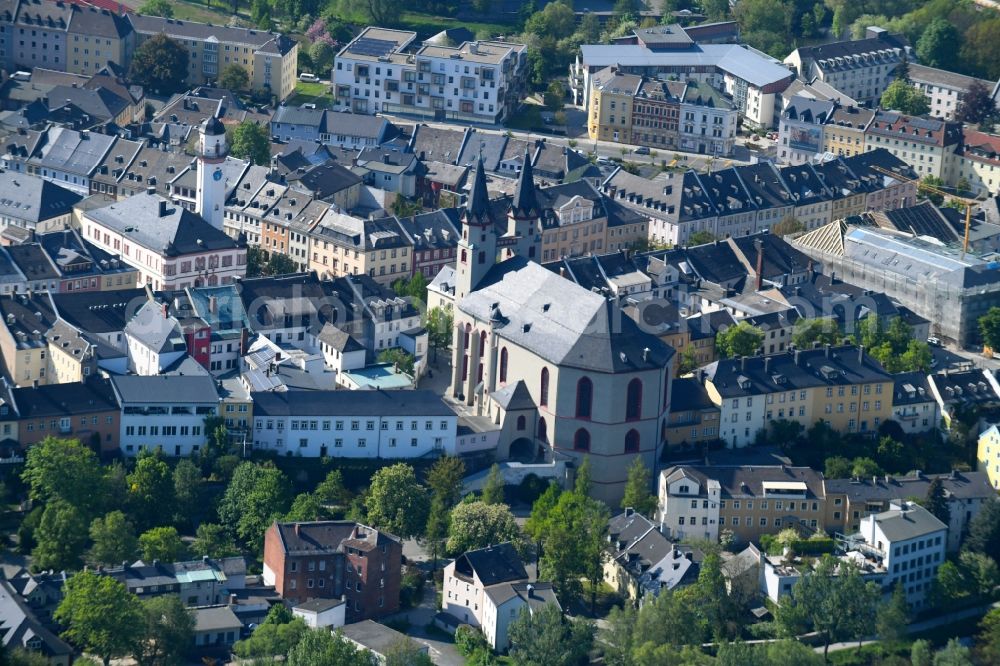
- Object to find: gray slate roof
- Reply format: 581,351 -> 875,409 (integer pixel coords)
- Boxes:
868,502 -> 947,542
252,389 -> 453,417
110,374 -> 219,404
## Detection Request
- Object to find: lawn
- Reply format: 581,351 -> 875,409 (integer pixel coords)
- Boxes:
287,80 -> 333,107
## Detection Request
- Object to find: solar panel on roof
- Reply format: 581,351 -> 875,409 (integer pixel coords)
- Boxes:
348,37 -> 397,57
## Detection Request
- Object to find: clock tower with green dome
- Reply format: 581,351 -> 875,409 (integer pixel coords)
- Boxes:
196,115 -> 228,231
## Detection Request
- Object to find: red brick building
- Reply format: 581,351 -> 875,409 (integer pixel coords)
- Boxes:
262,521 -> 402,623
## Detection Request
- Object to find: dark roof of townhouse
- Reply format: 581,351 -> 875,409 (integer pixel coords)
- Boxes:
323,111 -> 388,139
457,130 -> 507,171
454,543 -> 527,586
410,124 -> 467,164
705,344 -> 892,398
315,322 -> 364,353
68,5 -> 131,39
9,377 -> 118,419
0,579 -> 72,658
128,14 -> 283,47
7,244 -> 59,281
662,464 -> 826,499
273,521 -> 399,555
47,84 -> 130,122
929,369 -> 999,405
794,32 -> 908,62
736,162 -> 792,211
33,126 -> 116,175
824,470 -> 995,502
0,292 -> 57,350
669,377 -> 716,412
396,208 -> 460,252
879,201 -> 958,244
728,232 -> 812,280
782,96 -> 835,123
50,288 -> 146,334
700,166 -> 755,217
15,0 -> 72,27
777,163 -> 831,207
677,239 -> 746,286
109,374 -> 219,404
867,112 -> 962,148
0,170 -> 82,223
286,162 -> 362,200
842,147 -> 918,182
271,104 -> 325,127
252,389 -> 453,417
85,193 -> 237,255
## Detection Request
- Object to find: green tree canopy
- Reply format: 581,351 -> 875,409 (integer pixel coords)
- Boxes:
233,615 -> 308,659
22,437 -> 105,518
139,527 -> 186,562
218,63 -> 249,91
716,321 -> 765,359
138,0 -> 172,17
190,522 -> 238,559
128,34 -> 189,95
792,318 -> 842,350
916,18 -> 961,70
965,498 -> 1000,556
508,603 -> 594,666
55,572 -> 143,666
481,463 -> 505,505
284,492 -> 326,522
365,463 -> 430,538
621,456 -> 657,516
127,451 -> 175,531
426,455 -> 466,509
880,79 -> 930,116
956,80 -> 997,126
172,459 -> 201,528
33,499 -> 88,571
88,511 -> 138,567
287,628 -> 376,666
217,462 -> 292,551
228,122 -> 270,166
979,307 -> 1000,351
446,501 -> 521,556
135,596 -> 193,666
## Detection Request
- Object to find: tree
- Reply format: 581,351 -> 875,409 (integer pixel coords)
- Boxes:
365,463 -> 430,538
677,345 -> 700,375
481,463 -> 505,505
384,639 -> 434,666
959,550 -> 1000,596
362,0 -> 404,26
127,451 -> 175,531
136,596 -> 193,666
266,252 -> 298,276
55,572 -> 143,666
233,614 -> 308,659
975,607 -> 1000,666
218,63 -> 249,91
772,215 -> 805,236
956,81 -> 996,126
537,487 -> 609,610
33,500 -> 88,570
138,0 -> 173,17
425,307 -> 454,362
851,457 -> 881,478
22,437 -> 105,518
693,552 -> 743,640
880,79 -> 930,116
688,230 -> 716,245
621,457 -> 657,516
934,638 -> 973,666
524,481 -> 562,541
524,2 -> 576,40
287,628 -> 375,666
376,348 -> 415,375
544,80 -> 564,112
89,511 -> 138,566
284,492 -> 326,522
601,604 -> 638,666
508,603 -> 594,666
217,462 -> 292,550
716,321 -> 765,359
128,34 -> 189,95
426,455 -> 466,509
979,307 -> 1000,352
924,477 -> 951,525
876,583 -> 908,644
912,639 -> 933,666
172,459 -> 201,528
446,501 -> 521,555
965,498 -> 1000,556
916,18 -> 960,71
423,496 -> 449,572
792,318 -> 841,349
315,469 -> 351,506
228,121 -> 270,166
309,41 -> 335,77
701,0 -> 730,22
961,18 -> 1000,81
191,522 -> 238,558
139,527 -> 185,562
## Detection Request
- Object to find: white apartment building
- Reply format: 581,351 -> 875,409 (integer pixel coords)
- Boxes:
909,64 -> 999,121
110,374 -> 220,457
657,467 -> 722,541
856,501 -> 947,608
442,543 -> 526,632
80,192 -> 247,291
863,111 -> 962,181
333,27 -> 528,125
677,80 -> 738,156
251,389 -> 456,458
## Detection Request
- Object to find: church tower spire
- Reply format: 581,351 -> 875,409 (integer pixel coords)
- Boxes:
505,147 -> 539,260
455,156 -> 497,301
195,116 -> 228,230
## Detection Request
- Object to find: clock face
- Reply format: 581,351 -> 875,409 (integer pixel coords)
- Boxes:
213,168 -> 223,182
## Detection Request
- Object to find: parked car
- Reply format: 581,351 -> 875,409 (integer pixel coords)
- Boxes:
299,72 -> 320,83
635,146 -> 650,155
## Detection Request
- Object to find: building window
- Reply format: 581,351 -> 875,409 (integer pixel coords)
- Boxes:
516,415 -> 526,430
537,417 -> 547,443
540,367 -> 549,407
626,378 -> 643,421
574,428 -> 590,451
624,429 -> 640,453
576,377 -> 593,418
499,347 -> 508,383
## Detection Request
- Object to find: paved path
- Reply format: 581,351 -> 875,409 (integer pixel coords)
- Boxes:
384,583 -> 465,666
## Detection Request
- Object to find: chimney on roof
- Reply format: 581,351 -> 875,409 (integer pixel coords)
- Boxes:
754,238 -> 764,291
209,295 -> 218,314
162,302 -> 169,319
624,507 -> 634,517
858,344 -> 864,364
764,356 -> 771,373
740,355 -> 747,372
294,523 -> 301,537
158,200 -> 168,217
